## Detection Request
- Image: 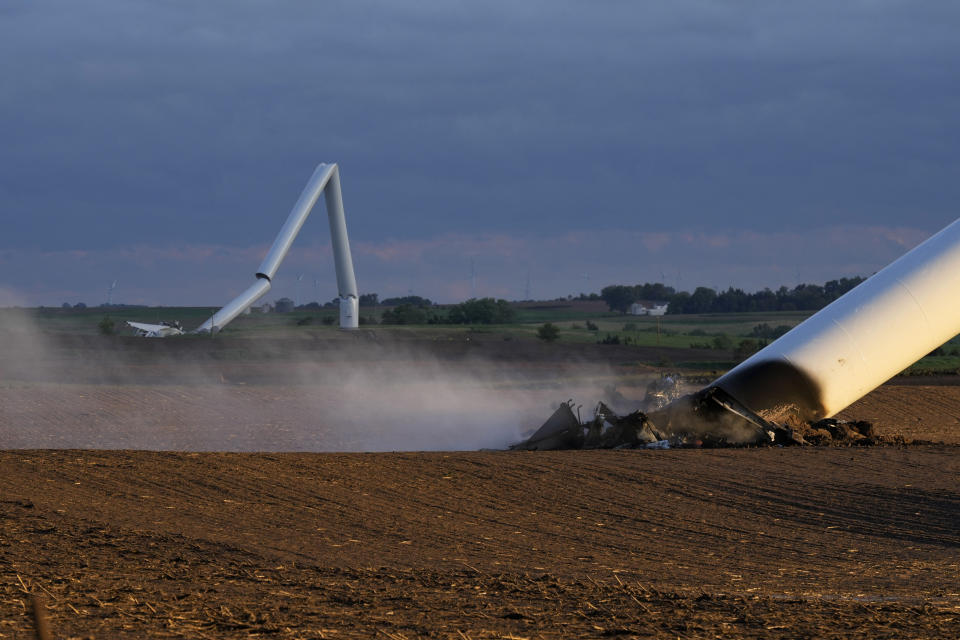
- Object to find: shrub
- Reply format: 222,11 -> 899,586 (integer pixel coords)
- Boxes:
712,334 -> 733,350
536,323 -> 560,343
447,298 -> 515,324
98,316 -> 116,336
274,297 -> 295,313
381,304 -> 428,325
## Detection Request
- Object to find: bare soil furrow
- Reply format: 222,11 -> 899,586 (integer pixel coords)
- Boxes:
3,447 -> 958,638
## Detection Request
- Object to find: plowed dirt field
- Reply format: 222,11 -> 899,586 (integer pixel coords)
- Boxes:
2,447 -> 958,639
1,335 -> 959,638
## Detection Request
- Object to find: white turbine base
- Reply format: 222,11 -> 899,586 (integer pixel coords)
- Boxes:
339,296 -> 358,329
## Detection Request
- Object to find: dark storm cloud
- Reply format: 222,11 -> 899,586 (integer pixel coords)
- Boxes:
1,1 -> 959,304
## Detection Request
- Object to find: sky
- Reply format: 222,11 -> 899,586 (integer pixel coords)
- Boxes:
1,0 -> 959,307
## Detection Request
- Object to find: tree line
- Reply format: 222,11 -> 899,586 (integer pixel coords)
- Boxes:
380,297 -> 515,325
600,277 -> 866,314
285,294 -> 516,325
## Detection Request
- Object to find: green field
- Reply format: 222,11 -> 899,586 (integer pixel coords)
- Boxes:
9,303 -> 960,376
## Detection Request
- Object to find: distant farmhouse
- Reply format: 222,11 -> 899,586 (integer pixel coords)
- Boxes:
628,300 -> 668,316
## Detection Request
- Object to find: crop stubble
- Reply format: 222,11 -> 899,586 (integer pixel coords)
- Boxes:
1,445 -> 958,639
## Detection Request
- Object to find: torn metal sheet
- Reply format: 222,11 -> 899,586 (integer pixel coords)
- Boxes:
510,401 -> 583,451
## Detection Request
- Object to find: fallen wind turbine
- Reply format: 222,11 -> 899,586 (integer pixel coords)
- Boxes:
127,163 -> 358,337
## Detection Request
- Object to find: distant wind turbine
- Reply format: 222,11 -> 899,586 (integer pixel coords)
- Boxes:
106,280 -> 117,306
470,260 -> 477,298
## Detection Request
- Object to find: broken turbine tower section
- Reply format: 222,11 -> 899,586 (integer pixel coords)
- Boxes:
129,163 -> 359,336
707,217 -> 960,426
513,217 -> 960,449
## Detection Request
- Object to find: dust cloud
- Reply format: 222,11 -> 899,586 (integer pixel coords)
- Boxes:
0,299 -> 58,394
0,314 -> 630,451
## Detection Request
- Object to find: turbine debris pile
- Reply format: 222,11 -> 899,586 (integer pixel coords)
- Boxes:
511,382 -> 907,451
509,401 -> 666,451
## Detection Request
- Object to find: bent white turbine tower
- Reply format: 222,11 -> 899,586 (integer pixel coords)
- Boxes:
196,162 -> 359,333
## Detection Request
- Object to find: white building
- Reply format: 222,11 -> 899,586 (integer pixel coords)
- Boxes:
628,301 -> 669,316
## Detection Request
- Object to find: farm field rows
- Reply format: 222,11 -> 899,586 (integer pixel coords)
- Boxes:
1,326 -> 958,637
2,447 -> 958,638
